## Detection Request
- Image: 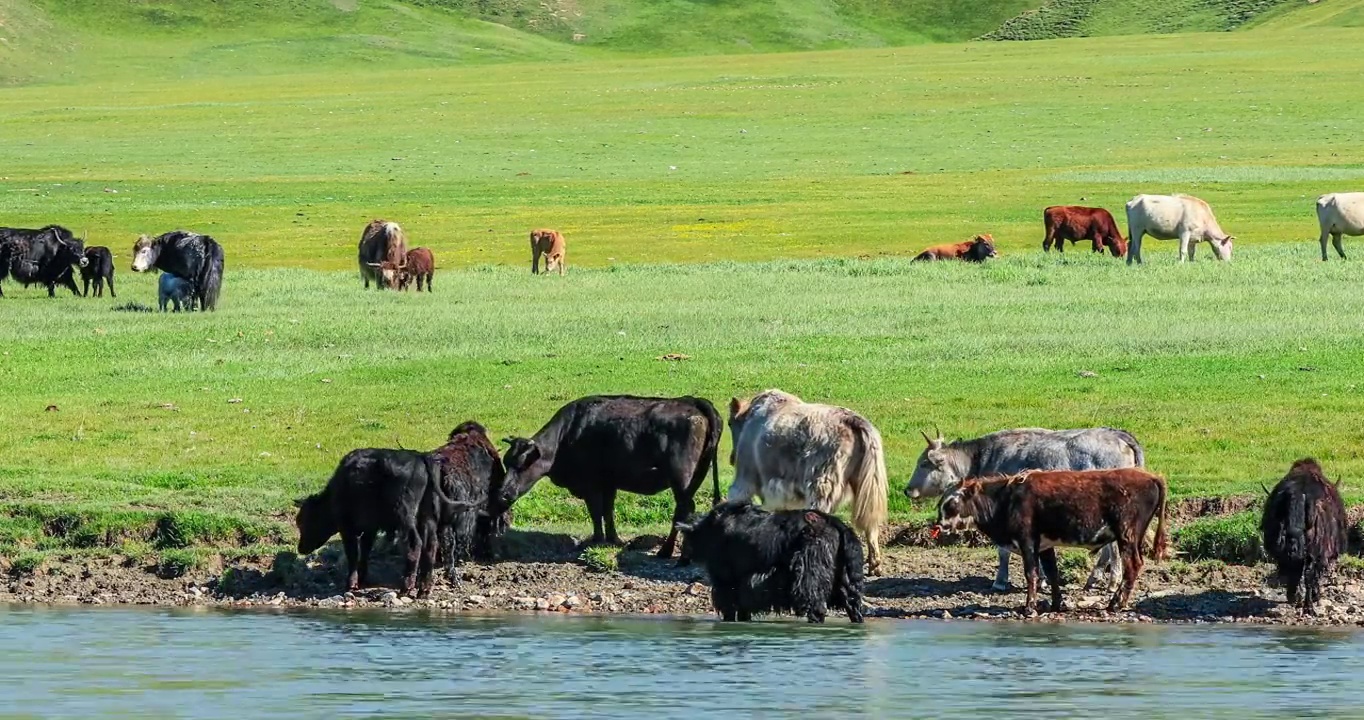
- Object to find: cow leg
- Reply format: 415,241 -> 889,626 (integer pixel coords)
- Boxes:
582,489 -> 607,545
1111,542 -> 1142,611
82,277 -> 90,297
1321,231 -> 1332,262
1285,566 -> 1302,608
1083,543 -> 1121,591
401,527 -> 423,596
342,532 -> 362,591
417,524 -> 439,598
357,531 -> 379,588
1039,548 -> 1065,612
992,546 -> 1012,592
1176,233 -> 1191,263
602,487 -> 623,546
107,274 -> 115,298
1128,232 -> 1142,266
1019,542 -> 1040,616
658,486 -> 694,560
1333,233 -> 1347,260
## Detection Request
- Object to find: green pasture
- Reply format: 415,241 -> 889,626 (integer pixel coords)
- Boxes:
2,8 -> 1364,565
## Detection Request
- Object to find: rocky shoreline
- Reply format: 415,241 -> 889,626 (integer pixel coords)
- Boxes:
6,540 -> 1364,627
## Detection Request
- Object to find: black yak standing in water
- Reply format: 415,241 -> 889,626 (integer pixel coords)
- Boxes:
1261,458 -> 1347,615
676,502 -> 864,623
131,230 -> 224,311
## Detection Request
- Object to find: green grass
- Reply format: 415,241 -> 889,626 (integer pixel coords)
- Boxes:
2,250 -> 1363,553
2,14 -> 1364,561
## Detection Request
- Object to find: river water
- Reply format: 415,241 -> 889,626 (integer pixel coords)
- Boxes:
2,606 -> 1362,719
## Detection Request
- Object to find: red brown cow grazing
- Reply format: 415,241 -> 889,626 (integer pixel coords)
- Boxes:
936,468 -> 1167,615
1043,205 -> 1126,257
912,234 -> 997,263
358,219 -> 408,289
398,247 -> 435,292
530,229 -> 566,275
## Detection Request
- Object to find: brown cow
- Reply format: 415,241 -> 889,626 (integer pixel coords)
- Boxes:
912,234 -> 997,263
530,229 -> 566,275
397,247 -> 435,292
359,220 -> 407,289
1043,205 -> 1127,257
935,468 -> 1167,615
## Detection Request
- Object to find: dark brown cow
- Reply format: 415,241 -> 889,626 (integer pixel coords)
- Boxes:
358,220 -> 408,289
912,234 -> 997,263
397,247 -> 435,292
935,468 -> 1167,615
1261,458 -> 1347,615
530,229 -> 566,275
1043,205 -> 1127,257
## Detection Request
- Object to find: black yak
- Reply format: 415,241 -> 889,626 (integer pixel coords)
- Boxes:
0,226 -> 86,297
295,448 -> 472,596
430,421 -> 510,573
496,395 -> 722,559
358,219 -> 407,289
131,231 -> 224,311
676,502 -> 865,623
79,246 -> 116,297
1261,458 -> 1347,615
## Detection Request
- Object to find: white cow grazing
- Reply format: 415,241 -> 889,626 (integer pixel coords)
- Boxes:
1125,194 -> 1235,264
1316,192 -> 1364,261
727,389 -> 889,575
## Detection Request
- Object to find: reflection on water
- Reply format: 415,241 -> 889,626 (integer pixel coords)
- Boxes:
1,606 -> 1362,719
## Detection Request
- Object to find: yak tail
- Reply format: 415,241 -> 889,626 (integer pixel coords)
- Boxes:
199,238 -> 224,311
835,519 -> 866,623
1151,475 -> 1170,561
691,398 -> 724,508
846,414 -> 887,563
1108,427 -> 1146,468
1284,491 -> 1308,561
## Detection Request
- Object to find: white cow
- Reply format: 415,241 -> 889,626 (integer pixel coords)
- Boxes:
727,389 -> 889,575
1125,194 -> 1235,264
1316,192 -> 1364,261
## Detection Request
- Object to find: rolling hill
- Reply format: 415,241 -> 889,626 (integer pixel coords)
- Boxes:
0,0 -> 1350,84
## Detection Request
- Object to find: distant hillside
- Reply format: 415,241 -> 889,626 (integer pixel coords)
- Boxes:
0,0 -> 1350,84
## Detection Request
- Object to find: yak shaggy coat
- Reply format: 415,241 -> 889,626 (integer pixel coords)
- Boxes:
727,389 -> 889,575
1261,458 -> 1347,615
679,502 -> 865,623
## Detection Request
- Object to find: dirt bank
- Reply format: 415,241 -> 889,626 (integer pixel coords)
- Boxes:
5,530 -> 1364,626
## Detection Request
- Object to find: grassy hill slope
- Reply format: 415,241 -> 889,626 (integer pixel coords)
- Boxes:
3,0 -> 1356,85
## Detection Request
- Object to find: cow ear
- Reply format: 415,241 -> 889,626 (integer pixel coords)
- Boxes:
292,497 -> 306,508
728,397 -> 741,418
501,437 -> 515,446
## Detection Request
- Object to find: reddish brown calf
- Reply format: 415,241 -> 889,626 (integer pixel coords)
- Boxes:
399,247 -> 435,292
530,229 -> 566,275
1043,205 -> 1126,257
936,468 -> 1167,614
912,234 -> 997,263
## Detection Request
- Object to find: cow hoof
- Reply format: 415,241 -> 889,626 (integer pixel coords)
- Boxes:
990,582 -> 1013,593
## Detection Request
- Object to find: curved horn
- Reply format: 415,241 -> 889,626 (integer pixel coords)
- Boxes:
920,430 -> 934,446
933,423 -> 943,440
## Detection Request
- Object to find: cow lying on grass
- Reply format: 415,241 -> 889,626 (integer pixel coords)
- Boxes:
912,234 -> 997,263
295,448 -> 473,596
677,502 -> 865,623
1261,458 -> 1346,615
935,468 -> 1168,615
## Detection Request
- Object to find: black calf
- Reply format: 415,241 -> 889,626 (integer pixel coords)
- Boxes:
678,502 -> 864,623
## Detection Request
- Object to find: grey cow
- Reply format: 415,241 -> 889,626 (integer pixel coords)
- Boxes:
158,272 -> 195,312
905,427 -> 1146,592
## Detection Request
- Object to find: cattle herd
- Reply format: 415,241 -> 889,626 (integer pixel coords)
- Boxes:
3,190 -> 1358,624
293,389 -> 1348,624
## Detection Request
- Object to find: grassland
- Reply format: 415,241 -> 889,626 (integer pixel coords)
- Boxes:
2,18 -> 1364,567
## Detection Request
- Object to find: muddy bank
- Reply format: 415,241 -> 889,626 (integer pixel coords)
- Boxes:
5,530 -> 1364,626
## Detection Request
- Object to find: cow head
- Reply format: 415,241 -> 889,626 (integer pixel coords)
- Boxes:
726,396 -> 753,466
294,494 -> 338,556
1107,235 -> 1128,258
131,235 -> 160,272
1211,236 -> 1235,261
495,436 -> 552,511
366,261 -> 405,288
674,501 -> 755,564
905,427 -> 957,499
935,481 -> 981,534
967,234 -> 998,262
